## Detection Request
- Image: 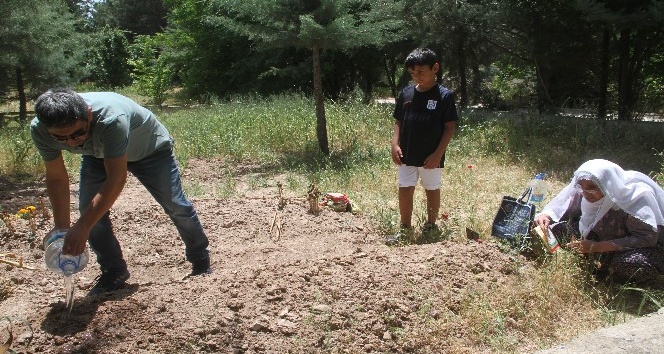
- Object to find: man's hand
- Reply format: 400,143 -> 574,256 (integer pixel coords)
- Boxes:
566,239 -> 597,253
62,223 -> 90,256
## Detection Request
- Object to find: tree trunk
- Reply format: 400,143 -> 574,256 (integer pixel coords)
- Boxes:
383,56 -> 399,98
534,59 -> 556,114
456,29 -> 468,109
470,51 -> 481,107
312,44 -> 329,155
616,29 -> 634,121
596,26 -> 610,120
617,26 -> 654,121
16,67 -> 27,121
363,78 -> 373,105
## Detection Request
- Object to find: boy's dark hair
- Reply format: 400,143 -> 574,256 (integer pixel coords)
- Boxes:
35,88 -> 88,128
404,48 -> 438,69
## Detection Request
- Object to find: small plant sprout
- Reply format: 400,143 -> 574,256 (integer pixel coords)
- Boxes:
38,196 -> 50,220
0,211 -> 16,235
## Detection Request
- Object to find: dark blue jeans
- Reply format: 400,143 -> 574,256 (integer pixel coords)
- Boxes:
79,148 -> 209,272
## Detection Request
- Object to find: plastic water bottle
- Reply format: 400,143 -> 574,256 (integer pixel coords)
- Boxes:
44,230 -> 89,275
528,172 -> 548,206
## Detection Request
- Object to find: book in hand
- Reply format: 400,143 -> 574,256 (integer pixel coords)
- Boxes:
534,223 -> 560,253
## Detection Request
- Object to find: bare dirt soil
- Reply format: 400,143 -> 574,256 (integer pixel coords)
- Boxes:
2,160 -> 558,353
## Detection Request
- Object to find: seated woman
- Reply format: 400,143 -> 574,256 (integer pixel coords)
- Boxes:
535,159 -> 664,284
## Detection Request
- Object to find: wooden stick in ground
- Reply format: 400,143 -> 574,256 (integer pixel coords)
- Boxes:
0,254 -> 37,270
270,210 -> 282,241
307,183 -> 321,215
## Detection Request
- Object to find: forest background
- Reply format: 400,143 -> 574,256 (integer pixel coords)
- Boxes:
1,0 -> 663,124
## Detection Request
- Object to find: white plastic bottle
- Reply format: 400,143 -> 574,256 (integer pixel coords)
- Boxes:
528,172 -> 548,206
44,230 -> 89,275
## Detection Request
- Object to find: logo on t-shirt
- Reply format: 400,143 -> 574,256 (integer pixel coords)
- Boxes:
427,100 -> 437,110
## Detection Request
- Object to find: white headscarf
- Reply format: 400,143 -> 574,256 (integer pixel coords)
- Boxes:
539,159 -> 664,239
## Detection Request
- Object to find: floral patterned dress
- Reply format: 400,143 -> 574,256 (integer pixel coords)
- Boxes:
552,191 -> 664,283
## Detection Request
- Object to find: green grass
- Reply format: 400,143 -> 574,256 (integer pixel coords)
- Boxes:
2,92 -> 664,351
2,92 -> 663,248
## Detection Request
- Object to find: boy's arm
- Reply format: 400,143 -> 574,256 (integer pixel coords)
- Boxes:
391,120 -> 403,165
423,121 -> 456,169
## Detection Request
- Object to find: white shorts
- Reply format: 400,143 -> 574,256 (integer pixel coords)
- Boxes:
398,165 -> 442,190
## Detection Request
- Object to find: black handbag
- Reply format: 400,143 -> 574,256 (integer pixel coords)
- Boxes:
491,187 -> 536,241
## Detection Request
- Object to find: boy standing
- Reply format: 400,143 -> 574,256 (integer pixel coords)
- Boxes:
31,88 -> 212,295
387,48 -> 458,245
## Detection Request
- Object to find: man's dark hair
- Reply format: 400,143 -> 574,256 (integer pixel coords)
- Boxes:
34,88 -> 88,128
404,48 -> 438,69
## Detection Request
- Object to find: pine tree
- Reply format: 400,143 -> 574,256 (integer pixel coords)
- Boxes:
203,0 -> 405,154
577,0 -> 664,120
0,0 -> 87,120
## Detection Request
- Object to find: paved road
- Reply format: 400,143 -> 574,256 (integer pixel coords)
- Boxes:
534,308 -> 664,354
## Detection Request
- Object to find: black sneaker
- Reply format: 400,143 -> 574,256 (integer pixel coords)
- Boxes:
88,269 -> 130,296
421,222 -> 443,243
422,221 -> 441,236
189,257 -> 212,277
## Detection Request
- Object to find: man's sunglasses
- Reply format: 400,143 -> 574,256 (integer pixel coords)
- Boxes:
49,120 -> 89,142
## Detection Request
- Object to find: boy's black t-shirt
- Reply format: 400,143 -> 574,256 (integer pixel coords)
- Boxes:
393,84 -> 458,167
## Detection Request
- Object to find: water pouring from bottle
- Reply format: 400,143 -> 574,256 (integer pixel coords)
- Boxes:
43,230 -> 89,315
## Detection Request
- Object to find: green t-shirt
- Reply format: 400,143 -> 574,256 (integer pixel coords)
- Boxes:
31,92 -> 173,162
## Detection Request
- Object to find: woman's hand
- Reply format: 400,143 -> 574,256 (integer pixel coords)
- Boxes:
534,214 -> 552,230
566,239 -> 598,253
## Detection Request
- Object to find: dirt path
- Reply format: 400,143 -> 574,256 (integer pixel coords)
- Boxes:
534,308 -> 664,354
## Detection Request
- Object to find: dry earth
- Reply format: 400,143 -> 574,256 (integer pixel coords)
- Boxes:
0,159 -> 639,354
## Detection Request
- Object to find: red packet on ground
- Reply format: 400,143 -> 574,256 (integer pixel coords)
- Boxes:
321,192 -> 351,212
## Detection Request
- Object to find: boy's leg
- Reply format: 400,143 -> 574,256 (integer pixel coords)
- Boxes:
385,185 -> 415,245
80,155 -> 128,273
386,166 -> 419,245
424,189 -> 440,224
398,187 -> 416,227
128,149 -> 210,270
397,165 -> 419,227
420,167 -> 443,225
